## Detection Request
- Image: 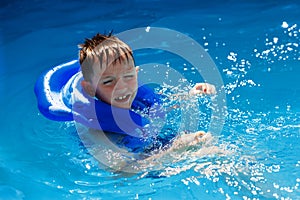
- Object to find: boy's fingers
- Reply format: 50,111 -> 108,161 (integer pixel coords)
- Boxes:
193,83 -> 216,95
207,84 -> 216,95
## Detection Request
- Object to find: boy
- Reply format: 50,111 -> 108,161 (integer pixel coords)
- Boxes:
75,33 -> 216,171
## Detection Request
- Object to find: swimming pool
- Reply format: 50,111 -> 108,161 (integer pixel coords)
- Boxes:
1,0 -> 300,199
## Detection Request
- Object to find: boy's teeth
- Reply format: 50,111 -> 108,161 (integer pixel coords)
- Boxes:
117,95 -> 127,100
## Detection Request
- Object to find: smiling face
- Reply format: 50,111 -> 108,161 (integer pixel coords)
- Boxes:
79,33 -> 138,109
93,59 -> 138,109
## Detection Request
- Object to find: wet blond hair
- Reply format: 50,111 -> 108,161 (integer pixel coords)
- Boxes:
78,33 -> 134,82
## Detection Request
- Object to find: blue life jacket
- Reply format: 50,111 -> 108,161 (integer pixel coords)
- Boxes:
34,60 -> 164,142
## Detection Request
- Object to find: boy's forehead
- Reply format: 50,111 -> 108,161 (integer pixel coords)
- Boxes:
89,48 -> 135,77
101,52 -> 134,66
106,62 -> 134,72
94,59 -> 135,76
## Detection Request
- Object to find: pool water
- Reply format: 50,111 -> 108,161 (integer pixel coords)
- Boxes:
1,0 -> 300,199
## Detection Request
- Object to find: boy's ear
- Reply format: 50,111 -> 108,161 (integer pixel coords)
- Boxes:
81,80 -> 95,97
135,66 -> 139,73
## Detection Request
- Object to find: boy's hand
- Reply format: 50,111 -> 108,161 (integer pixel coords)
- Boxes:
189,83 -> 216,96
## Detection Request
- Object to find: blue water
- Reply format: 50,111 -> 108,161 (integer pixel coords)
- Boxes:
1,0 -> 300,199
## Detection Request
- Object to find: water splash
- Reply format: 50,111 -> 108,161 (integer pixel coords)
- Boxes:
254,22 -> 300,64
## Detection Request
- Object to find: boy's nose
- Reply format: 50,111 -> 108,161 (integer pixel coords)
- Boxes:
115,78 -> 127,90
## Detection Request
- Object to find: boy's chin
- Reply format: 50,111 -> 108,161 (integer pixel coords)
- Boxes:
111,100 -> 131,109
112,103 -> 131,109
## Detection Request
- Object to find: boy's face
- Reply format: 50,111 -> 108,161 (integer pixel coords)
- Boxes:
92,59 -> 138,109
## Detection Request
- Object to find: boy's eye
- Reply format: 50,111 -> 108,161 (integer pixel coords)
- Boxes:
102,79 -> 114,85
124,74 -> 135,79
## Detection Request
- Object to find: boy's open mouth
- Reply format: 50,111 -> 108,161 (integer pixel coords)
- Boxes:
114,94 -> 131,102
